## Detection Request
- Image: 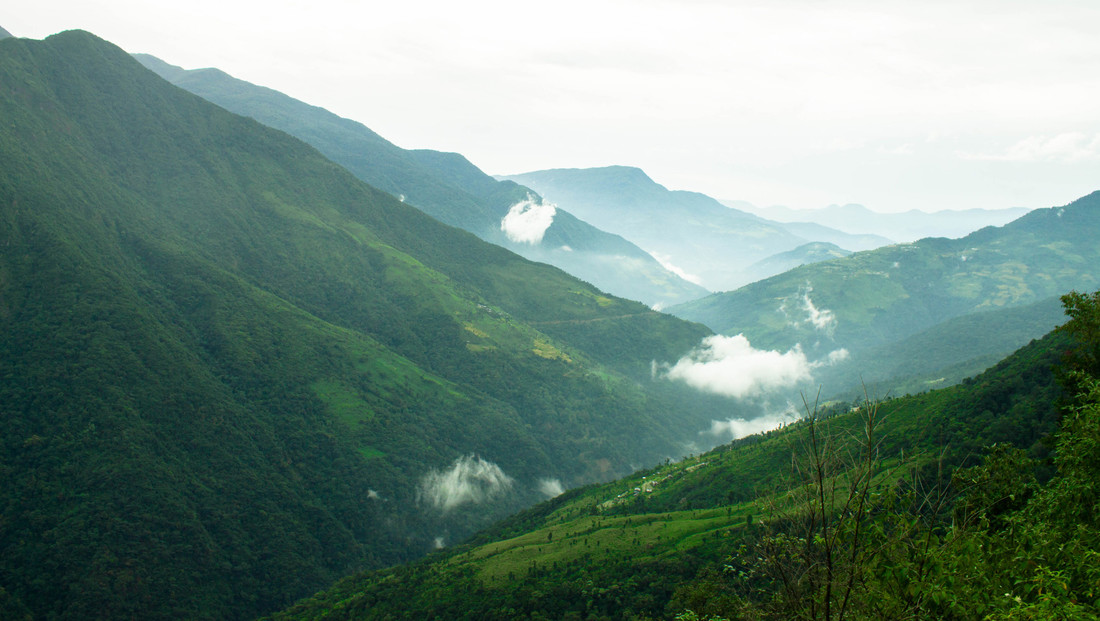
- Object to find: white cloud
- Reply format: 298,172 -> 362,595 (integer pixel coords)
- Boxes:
537,478 -> 565,498
801,290 -> 837,334
708,404 -> 800,440
812,348 -> 850,368
501,195 -> 556,244
781,286 -> 838,335
660,334 -> 813,399
648,250 -> 704,286
418,454 -> 514,512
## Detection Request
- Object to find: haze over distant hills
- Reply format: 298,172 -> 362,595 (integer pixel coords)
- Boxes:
134,55 -> 708,309
731,200 -> 1032,243
502,166 -> 828,291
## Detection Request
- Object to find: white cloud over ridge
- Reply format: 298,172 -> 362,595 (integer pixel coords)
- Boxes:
780,286 -> 837,336
708,404 -> 800,440
660,334 -> 813,399
538,478 -> 565,498
419,455 -> 514,512
648,251 -> 704,286
501,195 -> 556,244
801,292 -> 836,334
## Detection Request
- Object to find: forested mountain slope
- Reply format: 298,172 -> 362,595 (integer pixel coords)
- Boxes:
133,54 -> 708,308
671,193 -> 1100,397
269,299 -> 1087,620
0,30 -> 725,619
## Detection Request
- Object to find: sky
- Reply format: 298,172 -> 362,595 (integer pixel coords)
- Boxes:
5,0 -> 1100,213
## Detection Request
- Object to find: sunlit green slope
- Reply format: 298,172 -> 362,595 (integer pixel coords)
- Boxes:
270,322 -> 1071,620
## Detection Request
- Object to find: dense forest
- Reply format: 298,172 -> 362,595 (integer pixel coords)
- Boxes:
269,291 -> 1100,620
0,30 -> 734,620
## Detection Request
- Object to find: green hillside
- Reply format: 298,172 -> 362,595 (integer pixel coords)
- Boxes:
0,31 -> 728,619
670,194 -> 1100,397
133,55 -> 709,308
268,298 -> 1090,620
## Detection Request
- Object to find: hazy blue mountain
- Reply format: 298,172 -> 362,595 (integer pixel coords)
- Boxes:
1,31 -> 732,619
134,55 -> 708,308
0,26 -> 12,40
745,241 -> 851,283
670,193 -> 1100,397
775,220 -> 894,251
501,166 -> 812,291
734,201 -> 1032,242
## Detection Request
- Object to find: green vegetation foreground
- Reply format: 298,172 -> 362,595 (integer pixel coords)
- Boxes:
270,290 -> 1100,620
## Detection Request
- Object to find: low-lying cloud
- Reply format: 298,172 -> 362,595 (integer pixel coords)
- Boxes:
658,334 -> 813,399
708,404 -> 800,440
648,250 -> 704,286
537,478 -> 565,498
419,455 -> 514,512
658,334 -> 851,400
802,292 -> 836,333
780,285 -> 837,336
501,195 -> 557,244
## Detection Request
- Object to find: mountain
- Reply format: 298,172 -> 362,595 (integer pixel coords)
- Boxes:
133,55 -> 708,309
744,241 -> 851,284
0,25 -> 12,40
499,166 -> 811,291
773,220 -> 893,251
0,30 -> 732,619
669,193 -> 1100,397
267,321 -> 1077,620
735,201 -> 1032,242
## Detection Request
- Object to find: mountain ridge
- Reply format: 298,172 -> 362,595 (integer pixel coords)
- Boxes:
733,200 -> 1033,242
670,191 -> 1100,397
134,54 -> 709,308
500,166 -> 811,291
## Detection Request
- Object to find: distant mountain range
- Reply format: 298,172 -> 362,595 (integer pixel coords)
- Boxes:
670,193 -> 1100,397
134,55 -> 709,309
773,220 -> 893,252
501,166 -> 814,291
731,201 -> 1032,242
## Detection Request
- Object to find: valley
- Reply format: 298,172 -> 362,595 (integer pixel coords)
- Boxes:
1,20 -> 1099,621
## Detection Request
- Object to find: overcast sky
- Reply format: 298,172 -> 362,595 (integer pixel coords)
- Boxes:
5,1 -> 1100,213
